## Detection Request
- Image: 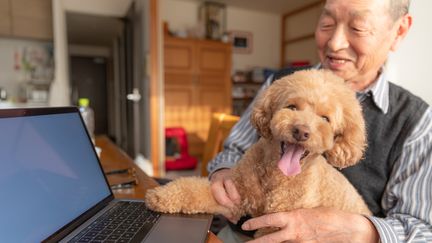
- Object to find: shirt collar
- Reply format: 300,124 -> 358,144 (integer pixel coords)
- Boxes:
314,63 -> 389,114
358,68 -> 389,114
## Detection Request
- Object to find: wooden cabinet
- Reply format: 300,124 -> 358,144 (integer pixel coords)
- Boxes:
0,0 -> 12,35
164,36 -> 232,159
0,0 -> 52,40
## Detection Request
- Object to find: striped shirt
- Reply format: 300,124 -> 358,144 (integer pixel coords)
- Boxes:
208,68 -> 432,242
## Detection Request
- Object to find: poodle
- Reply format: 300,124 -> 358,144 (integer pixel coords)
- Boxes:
145,69 -> 371,236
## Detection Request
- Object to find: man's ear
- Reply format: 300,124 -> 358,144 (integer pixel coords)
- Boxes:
390,13 -> 412,51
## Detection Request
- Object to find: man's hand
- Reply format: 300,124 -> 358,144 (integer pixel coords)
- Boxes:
241,207 -> 379,243
209,168 -> 241,223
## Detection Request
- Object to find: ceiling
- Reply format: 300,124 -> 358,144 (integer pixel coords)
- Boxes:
67,13 -> 123,47
176,0 -> 322,14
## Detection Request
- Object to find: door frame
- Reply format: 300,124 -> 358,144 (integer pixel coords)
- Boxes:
149,0 -> 163,177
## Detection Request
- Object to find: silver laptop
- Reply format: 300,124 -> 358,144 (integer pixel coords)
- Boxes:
0,107 -> 212,243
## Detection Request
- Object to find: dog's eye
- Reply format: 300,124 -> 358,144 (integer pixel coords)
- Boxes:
285,105 -> 297,110
322,116 -> 330,123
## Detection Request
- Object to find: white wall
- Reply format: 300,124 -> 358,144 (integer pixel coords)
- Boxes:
160,0 -> 281,71
387,1 -> 432,105
227,7 -> 280,71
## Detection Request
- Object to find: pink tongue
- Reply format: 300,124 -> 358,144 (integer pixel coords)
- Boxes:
278,144 -> 304,176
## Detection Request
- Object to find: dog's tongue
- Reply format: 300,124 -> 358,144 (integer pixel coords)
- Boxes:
278,144 -> 304,176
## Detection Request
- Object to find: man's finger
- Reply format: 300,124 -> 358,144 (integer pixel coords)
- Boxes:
242,213 -> 288,230
210,180 -> 235,209
223,179 -> 241,205
246,230 -> 292,243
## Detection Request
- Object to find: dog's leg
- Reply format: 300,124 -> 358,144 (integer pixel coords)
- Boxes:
144,177 -> 230,215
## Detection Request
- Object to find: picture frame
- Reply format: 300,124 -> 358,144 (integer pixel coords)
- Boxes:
230,31 -> 253,54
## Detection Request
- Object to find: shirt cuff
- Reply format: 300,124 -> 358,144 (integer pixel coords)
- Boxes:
207,162 -> 235,179
367,216 -> 399,243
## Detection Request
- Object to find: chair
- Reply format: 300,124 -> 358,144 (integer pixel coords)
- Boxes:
201,113 -> 240,176
165,127 -> 198,170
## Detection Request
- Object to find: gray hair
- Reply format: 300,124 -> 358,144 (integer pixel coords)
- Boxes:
389,0 -> 410,21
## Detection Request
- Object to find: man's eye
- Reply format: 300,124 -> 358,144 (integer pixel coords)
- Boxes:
321,24 -> 334,30
322,116 -> 330,123
352,28 -> 364,32
285,105 -> 297,110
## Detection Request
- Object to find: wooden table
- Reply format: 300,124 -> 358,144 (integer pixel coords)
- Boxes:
95,135 -> 221,243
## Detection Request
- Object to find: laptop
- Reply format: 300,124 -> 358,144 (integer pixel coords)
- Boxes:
0,107 -> 213,243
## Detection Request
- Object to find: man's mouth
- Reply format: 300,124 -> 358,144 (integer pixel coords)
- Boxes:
329,56 -> 346,63
326,55 -> 350,68
278,142 -> 310,177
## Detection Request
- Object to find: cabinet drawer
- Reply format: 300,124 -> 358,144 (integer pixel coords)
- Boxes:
164,73 -> 194,86
0,13 -> 11,36
199,74 -> 228,87
12,16 -> 52,39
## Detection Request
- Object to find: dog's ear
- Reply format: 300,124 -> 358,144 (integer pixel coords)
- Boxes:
324,101 -> 366,169
250,88 -> 273,139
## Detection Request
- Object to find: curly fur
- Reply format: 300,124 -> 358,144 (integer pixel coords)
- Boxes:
145,69 -> 371,237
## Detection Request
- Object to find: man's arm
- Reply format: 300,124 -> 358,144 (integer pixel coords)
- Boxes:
368,107 -> 432,242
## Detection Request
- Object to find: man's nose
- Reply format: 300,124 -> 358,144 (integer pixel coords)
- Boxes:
327,26 -> 349,51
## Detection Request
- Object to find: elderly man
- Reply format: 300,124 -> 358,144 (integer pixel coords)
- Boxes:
208,0 -> 432,242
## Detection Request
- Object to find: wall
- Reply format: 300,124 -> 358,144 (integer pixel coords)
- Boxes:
227,7 -> 280,71
387,1 -> 432,105
282,3 -> 323,66
160,0 -> 281,71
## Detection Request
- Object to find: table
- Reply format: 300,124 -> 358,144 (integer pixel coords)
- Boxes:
95,136 -> 221,243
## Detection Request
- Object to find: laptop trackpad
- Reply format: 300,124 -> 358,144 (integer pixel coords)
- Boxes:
143,215 -> 210,243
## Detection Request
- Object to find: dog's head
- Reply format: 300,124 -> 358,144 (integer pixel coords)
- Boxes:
251,69 -> 366,176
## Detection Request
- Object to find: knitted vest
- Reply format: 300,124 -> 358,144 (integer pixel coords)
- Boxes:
341,83 -> 428,216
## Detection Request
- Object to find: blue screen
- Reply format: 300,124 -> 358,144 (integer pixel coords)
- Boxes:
0,112 -> 111,242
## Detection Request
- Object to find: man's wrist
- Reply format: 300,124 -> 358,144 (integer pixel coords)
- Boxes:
208,167 -> 231,180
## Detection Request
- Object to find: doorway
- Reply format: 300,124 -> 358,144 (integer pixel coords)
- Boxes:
61,0 -> 162,176
70,56 -> 108,135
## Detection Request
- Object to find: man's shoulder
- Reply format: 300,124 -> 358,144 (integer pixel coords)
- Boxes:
388,82 -> 429,110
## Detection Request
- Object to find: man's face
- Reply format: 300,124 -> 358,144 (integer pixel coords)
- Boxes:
315,0 -> 400,89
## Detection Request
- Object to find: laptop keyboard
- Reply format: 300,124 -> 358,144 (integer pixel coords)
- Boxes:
69,201 -> 161,243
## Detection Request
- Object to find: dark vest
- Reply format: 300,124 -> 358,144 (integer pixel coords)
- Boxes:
341,83 -> 428,216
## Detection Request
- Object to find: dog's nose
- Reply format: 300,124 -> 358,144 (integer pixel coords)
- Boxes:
292,125 -> 310,141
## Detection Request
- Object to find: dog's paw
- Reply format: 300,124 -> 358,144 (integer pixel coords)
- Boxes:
144,187 -> 171,212
144,177 -> 215,214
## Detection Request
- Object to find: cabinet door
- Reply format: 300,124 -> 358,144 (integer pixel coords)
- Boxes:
164,38 -> 195,74
164,83 -> 195,127
0,0 -> 11,35
197,41 -> 231,74
196,84 -> 232,115
11,0 -> 53,39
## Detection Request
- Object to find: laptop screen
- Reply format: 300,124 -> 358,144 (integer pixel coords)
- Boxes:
0,108 -> 111,242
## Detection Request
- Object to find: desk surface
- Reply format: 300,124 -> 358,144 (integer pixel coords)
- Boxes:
95,136 -> 221,243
